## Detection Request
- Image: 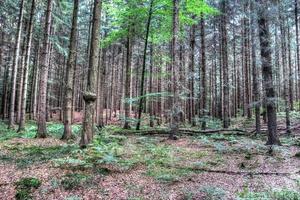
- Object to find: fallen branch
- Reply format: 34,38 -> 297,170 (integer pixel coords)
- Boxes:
172,165 -> 300,176
115,128 -> 250,136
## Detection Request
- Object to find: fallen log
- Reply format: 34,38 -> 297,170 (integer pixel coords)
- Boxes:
171,165 -> 300,176
115,128 -> 250,136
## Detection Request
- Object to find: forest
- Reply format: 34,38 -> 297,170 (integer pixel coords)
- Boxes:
0,0 -> 300,199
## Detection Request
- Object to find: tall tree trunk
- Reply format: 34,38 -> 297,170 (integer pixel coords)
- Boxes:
18,0 -> 36,131
243,2 -> 251,119
123,32 -> 133,129
250,1 -> 261,135
279,8 -> 291,134
30,41 -> 40,120
37,0 -> 53,138
295,0 -> 300,108
257,2 -> 281,145
62,0 -> 79,140
200,17 -> 207,130
169,0 -> 181,140
136,0 -> 154,130
221,0 -> 230,128
80,0 -> 102,147
8,0 -> 25,128
287,25 -> 294,111
188,24 -> 195,126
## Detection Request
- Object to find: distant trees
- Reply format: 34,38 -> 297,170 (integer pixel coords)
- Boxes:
2,0 -> 300,146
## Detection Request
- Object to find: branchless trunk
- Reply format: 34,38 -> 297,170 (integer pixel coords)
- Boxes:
80,0 -> 102,147
221,0 -> 230,128
278,6 -> 291,134
62,0 -> 79,140
123,27 -> 133,129
250,1 -> 261,135
8,0 -> 25,128
257,1 -> 281,145
169,0 -> 182,140
136,0 -> 154,130
18,0 -> 36,131
37,0 -> 53,138
295,0 -> 300,107
188,23 -> 195,125
200,17 -> 207,130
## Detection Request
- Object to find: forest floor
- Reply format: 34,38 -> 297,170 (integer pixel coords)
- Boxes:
0,114 -> 300,200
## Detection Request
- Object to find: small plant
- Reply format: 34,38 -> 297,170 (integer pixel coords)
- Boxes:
237,188 -> 300,200
199,186 -> 226,200
61,173 -> 91,190
15,177 -> 41,200
65,195 -> 83,200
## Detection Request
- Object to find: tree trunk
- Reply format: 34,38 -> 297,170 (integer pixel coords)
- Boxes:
169,0 -> 181,140
80,0 -> 102,147
62,0 -> 79,140
257,2 -> 281,145
18,0 -> 36,131
37,0 -> 53,138
8,0 -> 25,128
136,0 -> 154,130
250,1 -> 261,135
123,30 -> 133,129
200,17 -> 207,130
295,0 -> 300,108
221,0 -> 230,128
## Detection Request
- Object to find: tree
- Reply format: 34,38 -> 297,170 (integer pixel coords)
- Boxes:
220,0 -> 230,128
200,17 -> 207,130
18,0 -> 36,132
257,1 -> 281,145
136,0 -> 154,130
8,0 -> 25,129
80,0 -> 102,147
250,1 -> 261,135
62,0 -> 79,140
37,0 -> 53,138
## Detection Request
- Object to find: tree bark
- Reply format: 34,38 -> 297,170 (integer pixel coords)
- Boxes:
136,0 -> 154,130
37,0 -> 53,138
8,0 -> 25,128
221,0 -> 230,128
257,1 -> 281,145
200,17 -> 207,130
250,1 -> 261,135
18,0 -> 36,132
80,0 -> 102,147
62,0 -> 79,140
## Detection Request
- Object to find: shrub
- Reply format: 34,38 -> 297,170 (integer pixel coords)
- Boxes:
15,177 -> 41,200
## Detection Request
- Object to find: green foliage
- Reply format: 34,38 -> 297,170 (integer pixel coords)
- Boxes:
61,173 -> 91,190
181,186 -> 226,200
64,196 -> 83,200
5,144 -> 79,168
199,186 -> 226,200
15,177 -> 41,200
47,122 -> 81,139
146,167 -> 190,183
237,188 -> 300,200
